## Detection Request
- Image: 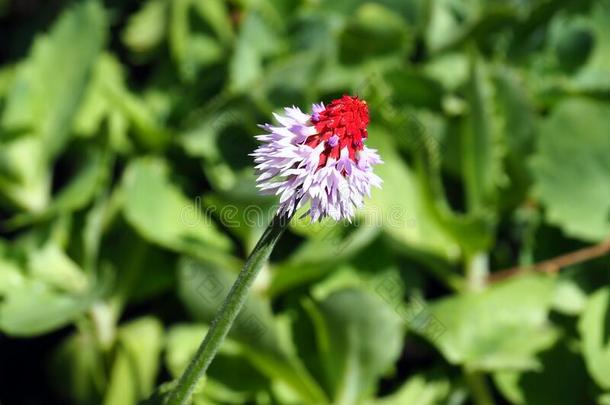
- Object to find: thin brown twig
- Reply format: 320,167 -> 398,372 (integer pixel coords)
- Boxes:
488,239 -> 610,283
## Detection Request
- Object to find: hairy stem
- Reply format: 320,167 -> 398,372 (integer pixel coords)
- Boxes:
164,213 -> 291,405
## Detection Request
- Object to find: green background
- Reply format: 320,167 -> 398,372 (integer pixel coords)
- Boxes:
1,0 -> 610,404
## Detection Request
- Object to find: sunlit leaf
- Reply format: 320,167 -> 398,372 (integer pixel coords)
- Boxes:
2,0 -> 106,156
122,0 -> 168,55
578,287 -> 610,389
229,12 -> 281,92
0,1 -> 106,212
364,127 -> 460,261
369,373 -> 450,405
0,240 -> 94,336
305,288 -> 404,403
121,157 -> 234,267
103,317 -> 164,405
427,275 -> 558,370
531,98 -> 610,241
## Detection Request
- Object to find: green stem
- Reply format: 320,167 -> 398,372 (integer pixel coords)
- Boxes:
165,213 -> 292,405
463,254 -> 494,405
464,369 -> 495,405
466,251 -> 488,292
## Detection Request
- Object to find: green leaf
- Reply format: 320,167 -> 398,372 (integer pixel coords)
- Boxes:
102,226 -> 177,307
121,157 -> 234,267
180,104 -> 259,193
407,111 -> 493,257
2,0 -> 106,157
553,19 -> 595,73
101,54 -> 170,150
229,12 -> 281,92
170,0 -> 227,82
169,0 -> 196,81
0,240 -> 94,336
202,191 -> 275,250
461,55 -> 506,216
369,373 -> 450,405
600,393 -> 610,405
427,275 -> 558,371
425,0 -> 471,53
192,0 -> 234,45
573,2 -> 610,92
270,220 -> 381,295
494,341 -> 592,404
0,65 -> 15,98
552,267 -> 589,316
50,328 -> 105,404
364,127 -> 460,261
4,148 -> 109,229
0,136 -> 50,211
103,317 -> 164,405
424,52 -> 469,91
0,277 -> 93,336
578,287 -> 610,389
122,0 -> 168,55
0,1 -> 106,212
426,0 -> 520,55
339,3 -> 412,64
28,242 -> 89,294
177,257 -> 278,347
305,288 -> 404,403
493,67 -> 536,210
383,70 -> 445,111
74,52 -> 169,151
531,98 -> 610,241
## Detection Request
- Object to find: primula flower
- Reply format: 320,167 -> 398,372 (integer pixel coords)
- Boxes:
252,95 -> 382,221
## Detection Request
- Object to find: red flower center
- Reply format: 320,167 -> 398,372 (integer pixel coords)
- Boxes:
306,95 -> 369,168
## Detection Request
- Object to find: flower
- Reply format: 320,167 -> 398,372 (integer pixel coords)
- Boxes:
251,95 -> 382,221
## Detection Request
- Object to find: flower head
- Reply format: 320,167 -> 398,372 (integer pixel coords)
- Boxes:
251,95 -> 382,221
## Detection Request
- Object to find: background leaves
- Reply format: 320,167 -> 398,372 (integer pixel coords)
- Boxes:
1,0 -> 610,404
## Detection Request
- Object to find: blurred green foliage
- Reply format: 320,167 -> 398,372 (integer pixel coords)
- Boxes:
1,0 -> 610,404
